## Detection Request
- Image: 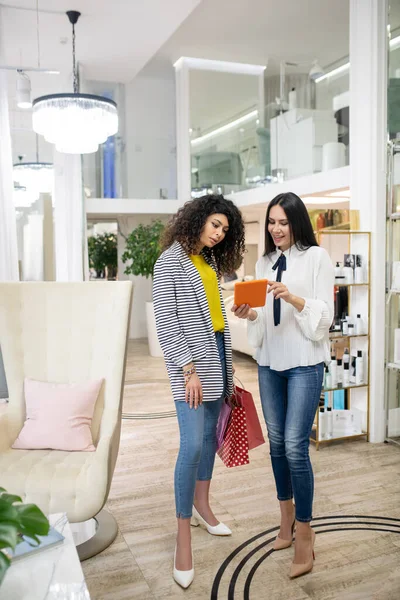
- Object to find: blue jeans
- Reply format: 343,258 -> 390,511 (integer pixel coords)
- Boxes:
174,332 -> 226,519
258,363 -> 324,522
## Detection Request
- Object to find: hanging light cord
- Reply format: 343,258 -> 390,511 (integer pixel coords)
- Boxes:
72,21 -> 78,93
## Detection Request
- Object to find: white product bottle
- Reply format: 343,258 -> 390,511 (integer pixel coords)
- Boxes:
336,358 -> 343,387
354,265 -> 364,284
330,357 -> 337,388
326,407 -> 333,439
289,87 -> 297,110
343,266 -> 354,284
334,262 -> 342,279
343,363 -> 350,387
355,314 -> 363,335
324,365 -> 332,390
350,353 -> 357,384
355,255 -> 364,283
343,347 -> 350,367
342,318 -> 349,335
319,407 -> 326,441
355,350 -> 364,385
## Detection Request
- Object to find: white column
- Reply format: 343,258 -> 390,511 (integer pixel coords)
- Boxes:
350,0 -> 388,442
53,150 -> 87,281
0,71 -> 19,281
175,59 -> 191,204
42,193 -> 55,281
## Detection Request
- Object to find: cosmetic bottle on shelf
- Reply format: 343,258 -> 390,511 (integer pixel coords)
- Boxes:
356,350 -> 364,385
324,365 -> 331,390
355,314 -> 363,335
319,407 -> 326,441
343,363 -> 350,387
326,407 -> 333,439
337,358 -> 343,387
330,356 -> 337,388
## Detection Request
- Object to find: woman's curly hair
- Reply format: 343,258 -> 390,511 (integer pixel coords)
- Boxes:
161,194 -> 245,275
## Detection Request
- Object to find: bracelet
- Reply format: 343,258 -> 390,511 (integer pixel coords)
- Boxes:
183,365 -> 196,387
183,365 -> 196,377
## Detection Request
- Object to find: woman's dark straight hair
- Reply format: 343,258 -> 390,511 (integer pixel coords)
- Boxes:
264,192 -> 319,256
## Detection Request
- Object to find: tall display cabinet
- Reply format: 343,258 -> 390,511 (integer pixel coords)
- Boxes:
385,141 -> 400,446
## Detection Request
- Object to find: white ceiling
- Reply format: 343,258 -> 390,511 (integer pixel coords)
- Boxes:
1,0 -> 202,161
144,0 -> 351,78
0,0 -> 202,82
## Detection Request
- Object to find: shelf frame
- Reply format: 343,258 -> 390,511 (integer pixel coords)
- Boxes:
313,229 -> 371,450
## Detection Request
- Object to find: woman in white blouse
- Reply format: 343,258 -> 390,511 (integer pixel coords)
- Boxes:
232,192 -> 334,579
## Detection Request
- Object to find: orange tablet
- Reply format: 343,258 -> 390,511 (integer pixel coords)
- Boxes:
234,279 -> 269,308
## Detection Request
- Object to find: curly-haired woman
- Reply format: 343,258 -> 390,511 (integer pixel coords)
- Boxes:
153,194 -> 245,589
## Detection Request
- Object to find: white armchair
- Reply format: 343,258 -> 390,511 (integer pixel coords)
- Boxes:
0,282 -> 133,559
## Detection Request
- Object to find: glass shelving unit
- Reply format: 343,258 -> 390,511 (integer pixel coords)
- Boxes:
311,229 -> 371,450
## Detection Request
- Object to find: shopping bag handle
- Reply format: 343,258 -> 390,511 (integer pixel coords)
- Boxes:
227,376 -> 245,408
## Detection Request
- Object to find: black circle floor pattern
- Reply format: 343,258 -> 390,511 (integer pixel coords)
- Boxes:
210,515 -> 400,600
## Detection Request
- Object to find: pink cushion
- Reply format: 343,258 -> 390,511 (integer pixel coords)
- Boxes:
12,378 -> 103,452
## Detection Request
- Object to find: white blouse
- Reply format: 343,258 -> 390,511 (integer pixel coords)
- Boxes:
247,244 -> 334,371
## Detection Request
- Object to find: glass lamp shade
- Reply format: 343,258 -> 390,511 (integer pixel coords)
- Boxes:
32,93 -> 118,154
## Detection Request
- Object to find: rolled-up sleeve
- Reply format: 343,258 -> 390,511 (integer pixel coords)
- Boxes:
294,249 -> 334,342
247,308 -> 265,348
153,257 -> 193,367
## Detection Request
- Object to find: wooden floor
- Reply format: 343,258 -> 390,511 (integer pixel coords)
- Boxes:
82,340 -> 400,600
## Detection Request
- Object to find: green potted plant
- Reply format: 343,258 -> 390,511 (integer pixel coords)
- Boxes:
88,232 -> 118,280
0,487 -> 49,586
122,220 -> 165,356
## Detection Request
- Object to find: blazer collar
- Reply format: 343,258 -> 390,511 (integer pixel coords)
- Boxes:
171,241 -> 217,332
172,240 -> 227,336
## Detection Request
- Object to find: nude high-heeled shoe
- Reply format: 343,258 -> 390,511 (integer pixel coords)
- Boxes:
273,505 -> 295,551
289,528 -> 316,579
173,547 -> 194,589
190,506 -> 232,536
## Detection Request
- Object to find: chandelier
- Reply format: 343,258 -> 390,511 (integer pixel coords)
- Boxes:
32,11 -> 118,154
13,144 -> 54,202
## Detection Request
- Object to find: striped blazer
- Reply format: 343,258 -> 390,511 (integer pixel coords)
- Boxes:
153,241 -> 234,402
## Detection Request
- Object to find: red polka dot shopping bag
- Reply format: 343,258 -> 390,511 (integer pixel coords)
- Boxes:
217,404 -> 250,468
217,382 -> 265,468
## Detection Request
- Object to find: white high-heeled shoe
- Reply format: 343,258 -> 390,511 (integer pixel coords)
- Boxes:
173,547 -> 194,589
191,506 -> 232,536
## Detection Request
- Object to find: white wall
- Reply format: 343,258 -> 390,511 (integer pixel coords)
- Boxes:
117,214 -> 171,339
125,73 -> 177,200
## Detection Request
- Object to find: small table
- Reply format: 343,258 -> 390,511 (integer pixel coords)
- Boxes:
0,513 -> 91,600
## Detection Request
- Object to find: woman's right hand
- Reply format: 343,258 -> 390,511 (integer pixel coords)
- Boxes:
231,304 -> 257,321
185,373 -> 203,409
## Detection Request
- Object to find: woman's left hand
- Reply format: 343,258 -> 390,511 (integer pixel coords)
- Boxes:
268,281 -> 293,303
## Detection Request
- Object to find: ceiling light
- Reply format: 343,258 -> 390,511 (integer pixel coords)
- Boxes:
191,110 -> 258,146
390,35 -> 400,50
16,71 -> 32,109
32,11 -> 118,154
309,60 -> 325,82
326,190 -> 351,198
314,63 -> 349,83
301,196 -> 349,205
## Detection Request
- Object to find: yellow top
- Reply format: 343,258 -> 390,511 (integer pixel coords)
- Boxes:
190,254 -> 225,333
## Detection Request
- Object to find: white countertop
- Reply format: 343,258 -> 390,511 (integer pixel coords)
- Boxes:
0,513 -> 90,600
